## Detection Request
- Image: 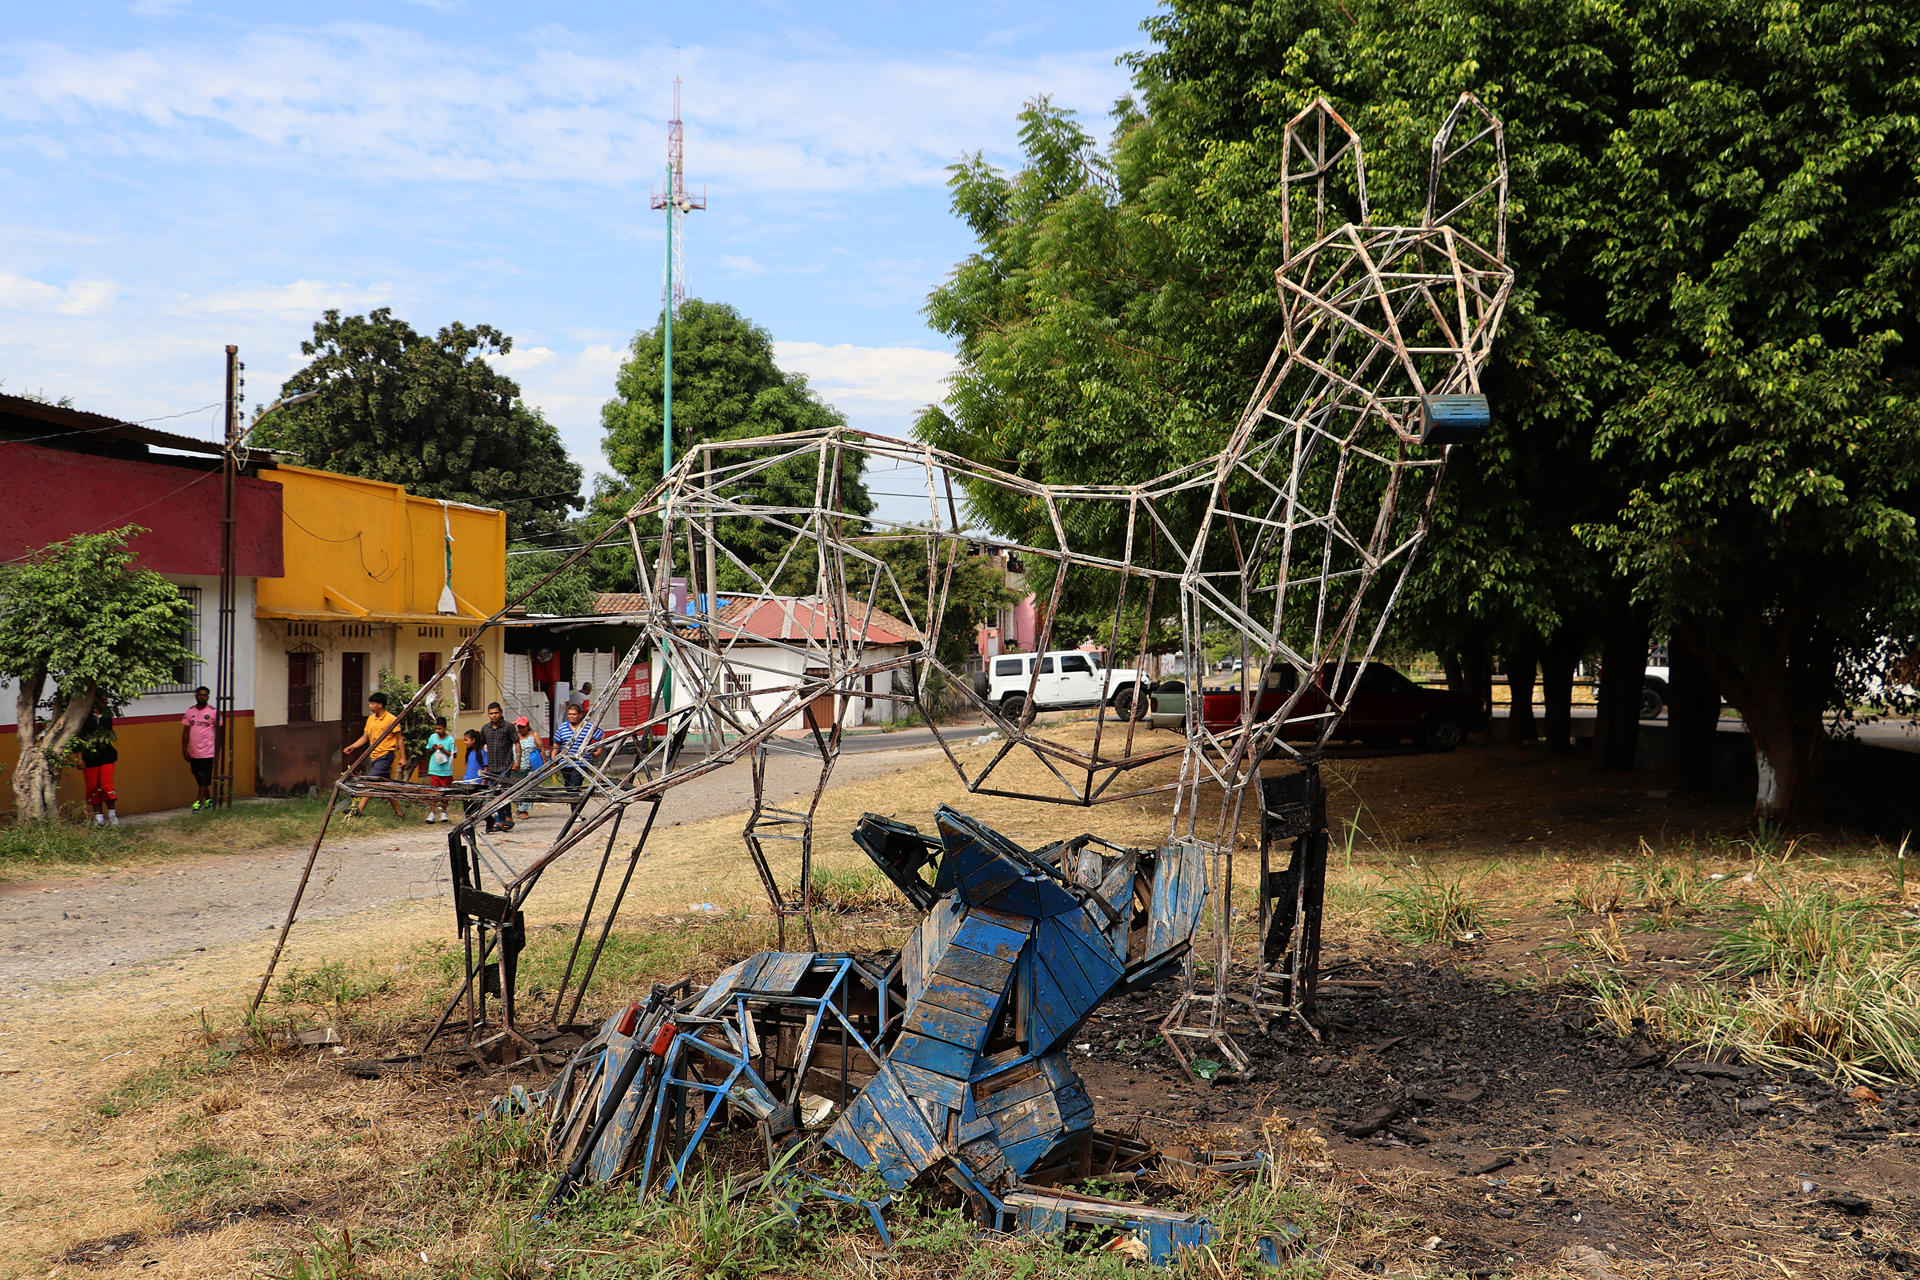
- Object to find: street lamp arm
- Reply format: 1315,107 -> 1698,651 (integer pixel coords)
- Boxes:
229,388 -> 321,454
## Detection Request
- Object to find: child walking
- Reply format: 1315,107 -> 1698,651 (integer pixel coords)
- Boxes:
424,715 -> 456,823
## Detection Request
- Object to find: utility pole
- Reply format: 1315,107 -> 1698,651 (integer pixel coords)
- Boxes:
215,357 -> 317,812
648,76 -> 706,723
214,345 -> 241,809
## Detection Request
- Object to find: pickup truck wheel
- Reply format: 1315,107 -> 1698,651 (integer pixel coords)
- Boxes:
1640,682 -> 1667,719
1000,694 -> 1029,723
1421,711 -> 1465,753
1109,685 -> 1150,721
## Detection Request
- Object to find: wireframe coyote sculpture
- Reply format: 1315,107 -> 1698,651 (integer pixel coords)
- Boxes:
257,93 -> 1513,1076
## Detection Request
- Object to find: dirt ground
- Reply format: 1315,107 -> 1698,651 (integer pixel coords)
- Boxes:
1085,930 -> 1920,1279
7,726 -> 1916,1279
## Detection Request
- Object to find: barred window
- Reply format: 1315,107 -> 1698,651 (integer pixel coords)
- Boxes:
149,586 -> 203,694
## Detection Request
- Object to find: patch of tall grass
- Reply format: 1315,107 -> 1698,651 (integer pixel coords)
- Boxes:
1588,881 -> 1920,1083
1377,865 -> 1492,943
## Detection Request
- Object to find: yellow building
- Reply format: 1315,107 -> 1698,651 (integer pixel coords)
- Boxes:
251,466 -> 506,791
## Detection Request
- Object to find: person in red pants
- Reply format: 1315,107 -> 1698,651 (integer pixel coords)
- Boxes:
78,693 -> 119,826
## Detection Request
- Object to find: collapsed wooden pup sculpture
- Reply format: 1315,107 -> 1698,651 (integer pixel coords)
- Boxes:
517,806 -> 1215,1256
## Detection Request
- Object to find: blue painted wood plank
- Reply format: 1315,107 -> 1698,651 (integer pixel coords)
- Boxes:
866,1066 -> 946,1172
929,941 -> 1014,993
824,1114 -> 873,1165
1024,958 -> 1075,1055
690,959 -> 748,1015
889,1030 -> 977,1081
1017,1202 -> 1068,1236
914,975 -> 1003,1025
1051,903 -> 1127,978
971,904 -> 1040,937
975,1072 -> 1050,1116
952,914 -> 1029,963
1034,922 -> 1101,1009
969,1045 -> 1031,1082
999,1131 -> 1055,1177
901,997 -> 993,1052
889,1059 -> 966,1112
748,951 -> 813,994
1146,840 -> 1209,957
990,1088 -> 1064,1146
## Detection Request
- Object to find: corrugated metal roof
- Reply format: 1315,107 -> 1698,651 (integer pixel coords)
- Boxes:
0,392 -> 231,458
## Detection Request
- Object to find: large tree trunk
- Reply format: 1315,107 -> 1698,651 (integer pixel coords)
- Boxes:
9,672 -> 92,822
1505,646 -> 1539,745
1665,637 -> 1721,795
1591,610 -> 1649,773
11,671 -> 54,820
1539,626 -> 1584,754
1440,640 -> 1494,738
1680,611 -> 1832,823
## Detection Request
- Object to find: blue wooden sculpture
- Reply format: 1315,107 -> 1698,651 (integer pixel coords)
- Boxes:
519,806 -> 1216,1260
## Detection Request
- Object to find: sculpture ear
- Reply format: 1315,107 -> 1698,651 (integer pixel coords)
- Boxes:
1280,97 -> 1369,262
1423,91 -> 1508,259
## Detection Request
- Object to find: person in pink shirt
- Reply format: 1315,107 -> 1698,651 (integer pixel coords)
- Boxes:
180,685 -> 219,811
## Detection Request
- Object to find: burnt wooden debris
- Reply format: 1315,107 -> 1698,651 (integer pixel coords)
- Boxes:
255,95 -> 1514,1112
505,806 -> 1224,1261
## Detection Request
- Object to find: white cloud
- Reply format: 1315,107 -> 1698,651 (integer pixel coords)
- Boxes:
185,278 -> 395,317
0,28 -> 1132,194
718,254 -> 765,276
0,272 -> 117,315
492,344 -> 555,373
503,341 -> 627,477
774,340 -> 956,412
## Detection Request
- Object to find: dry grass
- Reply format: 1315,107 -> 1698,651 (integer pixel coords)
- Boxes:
6,727 -> 1910,1278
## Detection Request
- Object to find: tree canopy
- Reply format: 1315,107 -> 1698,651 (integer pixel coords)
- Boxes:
921,0 -> 1920,819
505,543 -> 598,618
258,309 -> 584,539
595,299 -> 873,591
0,526 -> 195,819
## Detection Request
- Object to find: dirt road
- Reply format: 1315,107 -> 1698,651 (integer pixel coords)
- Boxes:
0,743 -> 943,995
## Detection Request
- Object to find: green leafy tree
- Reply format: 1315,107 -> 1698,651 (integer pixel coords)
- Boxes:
928,0 -> 1919,819
258,309 -> 584,539
505,543 -> 598,617
848,534 -> 1017,668
600,300 -> 873,589
0,527 -> 194,820
1576,1 -> 1920,817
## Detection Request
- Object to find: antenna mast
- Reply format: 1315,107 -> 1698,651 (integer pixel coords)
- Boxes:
649,75 -> 706,478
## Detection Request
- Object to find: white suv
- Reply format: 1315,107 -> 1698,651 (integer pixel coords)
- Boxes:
984,650 -> 1151,721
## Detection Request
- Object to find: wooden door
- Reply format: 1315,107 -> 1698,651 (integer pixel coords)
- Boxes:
803,667 -> 839,731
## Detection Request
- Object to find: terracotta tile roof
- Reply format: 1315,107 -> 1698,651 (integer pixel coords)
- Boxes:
713,596 -> 920,645
593,592 -> 652,615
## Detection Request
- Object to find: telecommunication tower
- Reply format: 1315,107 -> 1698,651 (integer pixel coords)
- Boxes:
649,76 -> 706,477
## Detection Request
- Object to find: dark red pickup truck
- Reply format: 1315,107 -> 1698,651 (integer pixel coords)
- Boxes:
1148,662 -> 1480,752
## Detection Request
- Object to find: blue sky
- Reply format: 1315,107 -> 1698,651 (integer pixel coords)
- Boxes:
0,1 -> 1156,494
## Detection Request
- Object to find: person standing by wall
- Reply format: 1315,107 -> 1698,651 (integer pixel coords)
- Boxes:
343,690 -> 406,818
77,693 -> 119,826
477,701 -> 517,833
423,715 -> 456,824
180,686 -> 218,811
